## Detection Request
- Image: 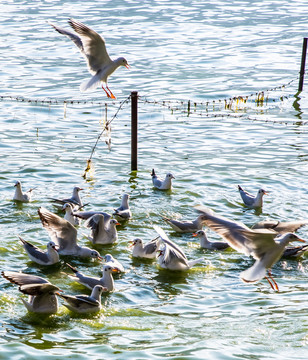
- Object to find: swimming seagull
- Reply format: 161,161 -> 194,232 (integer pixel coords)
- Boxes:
13,181 -> 34,202
38,207 -> 102,259
1,271 -> 60,314
56,285 -> 104,314
48,18 -> 130,98
19,236 -> 60,265
238,185 -> 268,208
251,219 -> 308,234
103,254 -> 125,273
49,186 -> 84,207
86,214 -> 119,245
66,263 -> 117,292
151,169 -> 175,190
195,205 -> 305,290
192,230 -> 230,250
62,203 -> 80,226
113,193 -> 132,220
129,237 -> 162,259
162,214 -> 206,233
154,225 -> 203,271
281,244 -> 308,258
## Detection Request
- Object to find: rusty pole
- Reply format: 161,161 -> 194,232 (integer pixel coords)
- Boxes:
298,37 -> 308,92
131,91 -> 138,171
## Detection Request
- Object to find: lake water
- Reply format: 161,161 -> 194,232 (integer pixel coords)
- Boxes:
0,0 -> 308,359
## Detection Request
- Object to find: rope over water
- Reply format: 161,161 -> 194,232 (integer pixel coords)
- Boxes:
0,76 -> 304,178
82,94 -> 131,178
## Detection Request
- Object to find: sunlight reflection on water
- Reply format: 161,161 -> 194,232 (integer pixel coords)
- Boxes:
0,0 -> 308,359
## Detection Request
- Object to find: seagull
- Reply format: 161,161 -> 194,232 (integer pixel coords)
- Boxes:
56,285 -> 104,314
62,203 -> 80,226
113,193 -> 132,220
49,186 -> 84,207
38,207 -> 102,259
48,18 -> 130,98
162,214 -> 206,233
251,219 -> 308,234
1,271 -> 60,314
281,244 -> 308,258
129,237 -> 162,259
86,214 -> 119,245
192,230 -> 230,250
151,169 -> 175,190
66,263 -> 117,292
195,205 -> 305,290
13,181 -> 34,202
103,254 -> 125,273
19,236 -> 60,265
238,185 -> 268,208
154,225 -> 203,271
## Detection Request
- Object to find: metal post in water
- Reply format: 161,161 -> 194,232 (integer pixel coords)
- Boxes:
131,91 -> 138,171
298,37 -> 308,92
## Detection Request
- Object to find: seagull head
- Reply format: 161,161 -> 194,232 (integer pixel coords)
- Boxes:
129,238 -> 142,248
118,57 -> 130,69
166,172 -> 175,179
192,230 -> 205,238
277,232 -> 306,245
47,241 -> 59,251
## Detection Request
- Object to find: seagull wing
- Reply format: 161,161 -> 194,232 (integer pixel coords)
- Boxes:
19,283 -> 60,296
48,21 -> 83,51
38,207 -> 78,251
153,225 -> 186,259
1,271 -> 49,286
144,237 -> 161,255
20,237 -> 50,264
252,220 -> 308,233
168,219 -> 194,232
68,19 -> 111,73
194,206 -> 277,257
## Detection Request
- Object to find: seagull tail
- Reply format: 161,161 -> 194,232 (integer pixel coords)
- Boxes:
80,73 -> 101,92
240,260 -> 267,283
187,257 -> 204,268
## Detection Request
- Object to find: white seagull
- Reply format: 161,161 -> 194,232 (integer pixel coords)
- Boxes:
103,254 -> 125,273
49,186 -> 84,207
66,263 -> 117,292
62,203 -> 80,226
13,181 -> 34,202
162,214 -> 206,233
238,185 -> 267,208
1,271 -> 60,314
38,207 -> 102,259
151,169 -> 175,190
154,225 -> 203,271
281,244 -> 308,258
86,214 -> 119,245
195,205 -> 305,290
113,193 -> 132,220
56,285 -> 104,314
48,18 -> 130,98
192,230 -> 230,250
129,237 -> 162,259
19,236 -> 60,265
